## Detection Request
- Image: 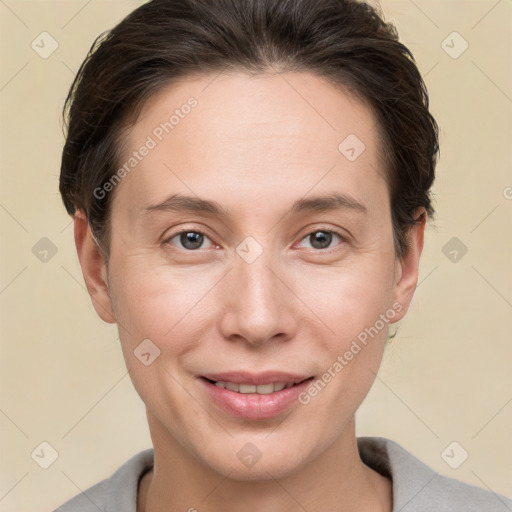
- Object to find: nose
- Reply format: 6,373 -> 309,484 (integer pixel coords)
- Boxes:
218,244 -> 298,347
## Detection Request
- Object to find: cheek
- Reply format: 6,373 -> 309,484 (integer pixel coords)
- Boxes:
108,260 -> 219,411
296,273 -> 393,427
293,254 -> 395,342
109,257 -> 225,354
292,255 -> 395,403
110,244 -> 395,351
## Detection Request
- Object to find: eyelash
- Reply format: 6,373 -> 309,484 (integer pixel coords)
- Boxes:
164,226 -> 347,252
164,228 -> 215,250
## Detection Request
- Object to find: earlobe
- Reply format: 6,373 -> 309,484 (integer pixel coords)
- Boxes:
74,210 -> 116,324
390,208 -> 426,323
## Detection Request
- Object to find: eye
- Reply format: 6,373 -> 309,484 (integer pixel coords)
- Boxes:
165,229 -> 215,251
297,229 -> 344,250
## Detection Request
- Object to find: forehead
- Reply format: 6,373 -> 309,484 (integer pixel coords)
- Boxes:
112,70 -> 388,221
129,70 -> 379,152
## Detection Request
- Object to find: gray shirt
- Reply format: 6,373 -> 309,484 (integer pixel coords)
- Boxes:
54,436 -> 512,511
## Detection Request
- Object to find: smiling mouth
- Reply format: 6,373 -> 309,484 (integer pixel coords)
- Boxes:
202,377 -> 313,394
200,375 -> 316,419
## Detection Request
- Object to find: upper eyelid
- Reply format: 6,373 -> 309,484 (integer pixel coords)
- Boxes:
164,225 -> 213,241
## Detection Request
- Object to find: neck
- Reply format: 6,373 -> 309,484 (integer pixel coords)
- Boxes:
138,414 -> 392,512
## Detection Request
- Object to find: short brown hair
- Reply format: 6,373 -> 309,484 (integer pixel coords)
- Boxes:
60,0 -> 439,261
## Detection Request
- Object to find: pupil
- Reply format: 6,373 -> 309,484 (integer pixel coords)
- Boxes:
181,232 -> 203,250
311,231 -> 331,249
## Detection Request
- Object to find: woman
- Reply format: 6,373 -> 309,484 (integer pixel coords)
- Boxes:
55,0 -> 512,510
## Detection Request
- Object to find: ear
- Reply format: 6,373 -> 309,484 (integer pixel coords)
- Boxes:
73,209 -> 116,324
390,207 -> 426,323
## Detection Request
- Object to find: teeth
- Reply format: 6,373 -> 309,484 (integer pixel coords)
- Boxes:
213,381 -> 293,394
226,381 -> 238,392
239,384 -> 257,393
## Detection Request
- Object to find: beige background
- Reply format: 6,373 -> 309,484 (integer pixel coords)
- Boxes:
0,0 -> 511,510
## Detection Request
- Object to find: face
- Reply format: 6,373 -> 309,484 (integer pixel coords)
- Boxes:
77,71 -> 423,480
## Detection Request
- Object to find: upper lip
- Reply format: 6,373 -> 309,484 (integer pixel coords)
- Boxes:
200,371 -> 313,386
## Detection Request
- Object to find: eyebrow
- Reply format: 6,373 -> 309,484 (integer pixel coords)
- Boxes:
141,192 -> 368,219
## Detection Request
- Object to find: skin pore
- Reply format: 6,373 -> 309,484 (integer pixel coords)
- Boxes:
74,70 -> 425,512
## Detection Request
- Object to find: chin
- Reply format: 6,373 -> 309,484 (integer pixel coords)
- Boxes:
194,435 -> 316,482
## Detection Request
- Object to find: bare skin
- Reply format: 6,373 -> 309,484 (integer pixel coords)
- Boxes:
136,416 -> 393,512
74,70 -> 425,512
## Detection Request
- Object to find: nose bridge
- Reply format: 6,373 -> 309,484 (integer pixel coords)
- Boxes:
219,237 -> 296,344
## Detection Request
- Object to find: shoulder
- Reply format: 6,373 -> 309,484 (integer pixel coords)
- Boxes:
357,436 -> 512,512
53,448 -> 154,512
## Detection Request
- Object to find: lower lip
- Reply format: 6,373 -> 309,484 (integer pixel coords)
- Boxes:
199,377 -> 314,420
